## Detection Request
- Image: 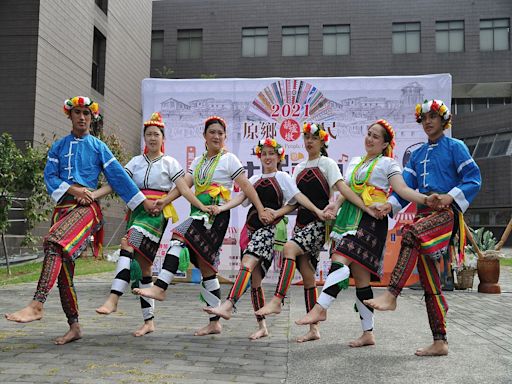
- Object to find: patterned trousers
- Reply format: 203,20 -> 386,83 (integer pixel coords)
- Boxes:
33,203 -> 102,324
388,208 -> 454,341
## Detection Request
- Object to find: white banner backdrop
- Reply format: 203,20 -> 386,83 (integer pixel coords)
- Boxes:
142,74 -> 452,284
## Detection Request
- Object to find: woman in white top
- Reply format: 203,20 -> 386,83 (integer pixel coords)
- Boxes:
255,122 -> 374,343
95,113 -> 208,337
134,116 -> 273,337
204,138 -> 326,340
296,119 -> 437,348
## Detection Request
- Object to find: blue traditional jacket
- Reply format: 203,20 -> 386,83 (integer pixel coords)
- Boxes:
44,133 -> 145,210
389,135 -> 481,214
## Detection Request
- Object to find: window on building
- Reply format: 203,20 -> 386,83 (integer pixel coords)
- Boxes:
472,97 -> 488,111
454,98 -> 471,114
490,132 -> 512,156
473,135 -> 495,158
177,29 -> 202,59
282,26 -> 309,56
489,97 -> 509,107
480,18 -> 510,51
463,137 -> 479,156
323,24 -> 350,55
91,28 -> 106,95
471,211 -> 490,226
151,30 -> 164,60
436,20 -> 464,52
242,27 -> 268,57
454,97 -> 511,114
392,22 -> 420,54
496,209 -> 512,226
95,0 -> 108,14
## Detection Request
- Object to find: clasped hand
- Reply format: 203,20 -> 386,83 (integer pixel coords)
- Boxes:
424,193 -> 453,210
259,208 -> 275,225
74,187 -> 94,206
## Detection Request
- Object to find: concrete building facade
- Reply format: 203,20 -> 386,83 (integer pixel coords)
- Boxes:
151,0 -> 512,242
0,0 -> 153,246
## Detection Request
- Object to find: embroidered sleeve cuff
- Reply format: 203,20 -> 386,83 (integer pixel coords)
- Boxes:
448,187 -> 469,213
51,181 -> 71,203
387,195 -> 402,217
127,191 -> 146,211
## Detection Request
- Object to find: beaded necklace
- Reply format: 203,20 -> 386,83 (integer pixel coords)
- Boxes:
194,150 -> 224,193
350,154 -> 382,194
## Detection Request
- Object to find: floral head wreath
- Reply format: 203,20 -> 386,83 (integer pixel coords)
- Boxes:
303,122 -> 329,148
204,115 -> 227,130
415,99 -> 452,130
143,112 -> 165,154
373,119 -> 396,158
254,138 -> 285,161
63,96 -> 100,120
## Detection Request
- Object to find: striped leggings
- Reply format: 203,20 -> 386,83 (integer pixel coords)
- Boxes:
34,241 -> 79,324
388,209 -> 454,341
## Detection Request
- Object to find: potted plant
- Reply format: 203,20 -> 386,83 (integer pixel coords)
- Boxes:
465,226 -> 501,294
453,247 -> 477,290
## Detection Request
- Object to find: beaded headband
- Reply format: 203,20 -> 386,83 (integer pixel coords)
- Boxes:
255,138 -> 285,161
415,99 -> 452,130
63,96 -> 100,120
303,122 -> 330,148
204,115 -> 227,130
373,119 -> 396,158
144,112 -> 165,129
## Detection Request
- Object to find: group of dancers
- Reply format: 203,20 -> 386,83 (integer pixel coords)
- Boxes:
5,96 -> 481,356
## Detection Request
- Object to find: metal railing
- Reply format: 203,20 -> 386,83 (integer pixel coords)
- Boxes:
1,197 -> 28,275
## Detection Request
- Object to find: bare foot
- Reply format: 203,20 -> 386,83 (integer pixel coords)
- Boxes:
133,286 -> 166,301
415,340 -> 448,356
349,331 -> 376,348
95,294 -> 119,315
133,320 -> 155,337
194,321 -> 222,336
203,300 -> 233,320
255,296 -> 282,316
296,325 -> 320,343
54,323 -> 82,345
5,301 -> 43,323
295,304 -> 326,325
249,322 -> 269,340
364,291 -> 397,311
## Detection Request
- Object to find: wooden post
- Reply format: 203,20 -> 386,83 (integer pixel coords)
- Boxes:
464,222 -> 484,260
495,217 -> 512,251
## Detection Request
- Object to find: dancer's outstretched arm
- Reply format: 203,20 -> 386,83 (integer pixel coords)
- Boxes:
214,192 -> 246,213
294,192 -> 328,221
335,180 -> 377,218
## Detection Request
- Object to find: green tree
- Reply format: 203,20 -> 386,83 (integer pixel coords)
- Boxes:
0,134 -> 22,233
153,65 -> 175,78
0,133 -> 51,246
200,73 -> 217,79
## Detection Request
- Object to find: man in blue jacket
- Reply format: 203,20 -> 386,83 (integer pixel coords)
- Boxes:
6,96 -> 153,345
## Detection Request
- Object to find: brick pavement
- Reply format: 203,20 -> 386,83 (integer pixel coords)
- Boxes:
1,266 -> 512,383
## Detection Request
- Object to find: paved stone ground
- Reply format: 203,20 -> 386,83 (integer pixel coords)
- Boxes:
1,265 -> 512,383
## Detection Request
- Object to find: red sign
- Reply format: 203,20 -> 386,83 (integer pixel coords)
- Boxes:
279,119 -> 301,142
